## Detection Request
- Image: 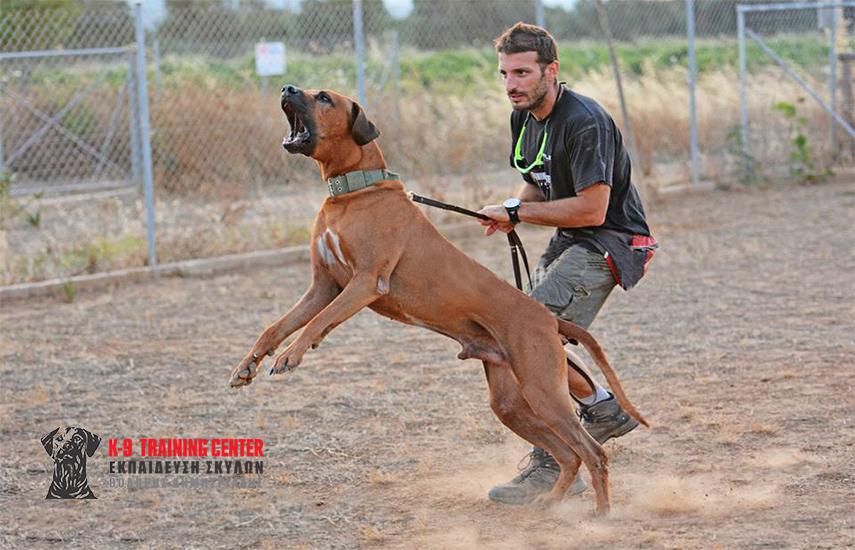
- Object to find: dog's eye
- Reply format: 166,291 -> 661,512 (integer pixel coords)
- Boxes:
316,92 -> 331,104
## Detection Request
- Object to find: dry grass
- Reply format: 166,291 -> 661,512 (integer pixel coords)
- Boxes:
2,66 -> 850,286
573,66 -> 843,183
706,412 -> 747,446
749,420 -> 779,436
146,65 -> 845,197
1,181 -> 854,548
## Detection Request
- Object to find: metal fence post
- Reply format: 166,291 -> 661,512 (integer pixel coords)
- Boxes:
840,53 -> 855,157
153,38 -> 162,100
391,29 -> 401,118
134,1 -> 157,268
353,0 -> 366,107
595,0 -> 641,179
738,6 -> 749,178
128,49 -> 141,181
687,0 -> 699,187
0,82 -> 5,176
829,4 -> 837,156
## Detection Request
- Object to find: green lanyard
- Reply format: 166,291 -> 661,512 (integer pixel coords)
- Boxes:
513,115 -> 549,174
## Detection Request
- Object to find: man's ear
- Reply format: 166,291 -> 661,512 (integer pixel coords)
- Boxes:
351,102 -> 381,145
81,429 -> 102,457
545,59 -> 560,84
41,427 -> 60,456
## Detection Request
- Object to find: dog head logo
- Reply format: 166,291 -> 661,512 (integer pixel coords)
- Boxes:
40,426 -> 101,499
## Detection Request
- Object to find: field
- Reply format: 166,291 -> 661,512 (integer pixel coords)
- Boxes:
4,23 -> 853,285
1,176 -> 853,549
3,52 -> 849,285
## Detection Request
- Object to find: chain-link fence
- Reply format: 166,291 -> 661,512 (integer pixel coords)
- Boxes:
737,2 -> 855,180
1,0 -> 853,287
1,7 -> 137,193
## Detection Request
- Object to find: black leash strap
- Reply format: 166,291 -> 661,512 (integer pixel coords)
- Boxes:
506,229 -> 532,291
409,192 -> 532,291
568,358 -> 599,400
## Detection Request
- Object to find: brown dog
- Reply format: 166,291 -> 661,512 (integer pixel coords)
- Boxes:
229,86 -> 647,515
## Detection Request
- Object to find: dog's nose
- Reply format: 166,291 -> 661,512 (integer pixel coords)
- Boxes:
282,85 -> 299,96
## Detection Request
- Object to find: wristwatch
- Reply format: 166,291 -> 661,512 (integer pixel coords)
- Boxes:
503,198 -> 522,224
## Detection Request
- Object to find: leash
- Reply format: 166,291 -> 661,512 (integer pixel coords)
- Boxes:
409,192 -> 594,392
408,192 -> 532,292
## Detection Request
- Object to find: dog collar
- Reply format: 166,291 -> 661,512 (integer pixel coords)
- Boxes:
326,169 -> 400,197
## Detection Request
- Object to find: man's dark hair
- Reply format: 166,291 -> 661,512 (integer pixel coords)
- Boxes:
494,22 -> 558,69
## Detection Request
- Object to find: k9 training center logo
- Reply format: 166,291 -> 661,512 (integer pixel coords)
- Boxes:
39,427 -> 266,497
40,426 -> 102,499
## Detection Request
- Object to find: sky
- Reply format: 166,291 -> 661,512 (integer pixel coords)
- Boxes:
259,0 -> 579,18
380,0 -> 580,19
131,0 -> 580,29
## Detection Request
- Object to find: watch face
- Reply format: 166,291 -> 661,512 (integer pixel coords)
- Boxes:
503,198 -> 521,209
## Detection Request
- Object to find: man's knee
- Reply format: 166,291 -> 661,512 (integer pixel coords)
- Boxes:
528,247 -> 615,329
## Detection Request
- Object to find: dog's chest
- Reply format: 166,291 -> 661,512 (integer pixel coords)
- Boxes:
315,228 -> 351,275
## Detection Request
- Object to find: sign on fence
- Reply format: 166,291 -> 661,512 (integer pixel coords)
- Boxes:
254,42 -> 286,76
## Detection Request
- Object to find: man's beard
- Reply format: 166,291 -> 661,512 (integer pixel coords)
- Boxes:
511,72 -> 550,112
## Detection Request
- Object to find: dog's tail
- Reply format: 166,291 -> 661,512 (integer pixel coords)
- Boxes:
556,318 -> 649,428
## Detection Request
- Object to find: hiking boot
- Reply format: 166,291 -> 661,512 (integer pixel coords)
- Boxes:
488,447 -> 588,505
579,395 -> 639,444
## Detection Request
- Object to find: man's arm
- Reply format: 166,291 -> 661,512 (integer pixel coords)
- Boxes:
518,183 -> 609,227
517,182 -> 546,203
478,183 -> 610,235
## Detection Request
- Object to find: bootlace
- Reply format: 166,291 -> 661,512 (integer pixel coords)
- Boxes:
515,448 -> 559,478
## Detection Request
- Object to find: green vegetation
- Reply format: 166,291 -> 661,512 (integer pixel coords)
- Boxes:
0,0 -> 82,51
24,33 -> 817,104
60,234 -> 146,276
61,280 -> 76,302
0,171 -> 43,230
773,100 -> 833,183
61,109 -> 96,136
26,211 -> 41,228
8,31 -> 836,97
725,125 -> 764,185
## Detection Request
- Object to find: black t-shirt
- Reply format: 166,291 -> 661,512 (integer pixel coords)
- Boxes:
509,84 -> 650,236
509,84 -> 655,289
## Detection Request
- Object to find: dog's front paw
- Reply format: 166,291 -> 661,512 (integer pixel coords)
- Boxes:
229,350 -> 273,388
269,347 -> 304,376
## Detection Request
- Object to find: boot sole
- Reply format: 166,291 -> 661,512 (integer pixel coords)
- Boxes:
488,475 -> 588,505
591,417 -> 640,445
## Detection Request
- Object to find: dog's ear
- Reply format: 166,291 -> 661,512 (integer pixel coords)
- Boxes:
351,102 -> 380,145
41,427 -> 60,456
81,429 -> 102,457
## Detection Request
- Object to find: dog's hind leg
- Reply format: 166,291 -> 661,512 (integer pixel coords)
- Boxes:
557,318 -> 648,427
483,361 -> 585,502
509,340 -> 611,515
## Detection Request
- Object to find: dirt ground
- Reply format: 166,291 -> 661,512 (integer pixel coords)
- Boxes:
1,178 -> 853,550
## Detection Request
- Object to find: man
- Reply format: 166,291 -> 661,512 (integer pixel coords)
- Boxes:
477,22 -> 657,505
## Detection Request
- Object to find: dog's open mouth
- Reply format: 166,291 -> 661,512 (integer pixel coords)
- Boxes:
282,103 -> 313,153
